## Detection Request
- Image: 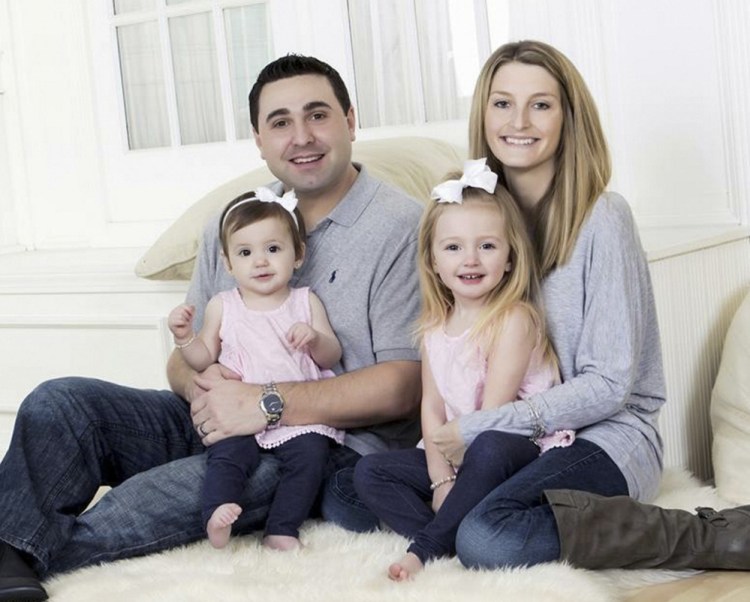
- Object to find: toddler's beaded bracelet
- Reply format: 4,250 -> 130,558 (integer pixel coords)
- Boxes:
174,334 -> 196,349
430,474 -> 457,491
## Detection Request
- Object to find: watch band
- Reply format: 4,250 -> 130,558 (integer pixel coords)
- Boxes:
262,382 -> 279,396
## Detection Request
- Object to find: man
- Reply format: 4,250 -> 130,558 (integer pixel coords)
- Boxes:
0,54 -> 422,601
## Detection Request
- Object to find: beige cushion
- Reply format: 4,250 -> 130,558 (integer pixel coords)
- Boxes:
135,136 -> 465,281
710,290 -> 750,504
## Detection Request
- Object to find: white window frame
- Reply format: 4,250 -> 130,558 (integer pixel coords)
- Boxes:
110,0 -> 271,149
86,0 -> 291,247
85,0 -> 505,247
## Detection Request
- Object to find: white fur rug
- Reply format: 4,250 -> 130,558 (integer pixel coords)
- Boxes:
44,468 -> 729,602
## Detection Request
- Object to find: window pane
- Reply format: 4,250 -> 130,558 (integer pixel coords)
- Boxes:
116,22 -> 171,149
224,4 -> 271,139
165,0 -> 196,5
113,0 -> 155,15
169,12 -> 225,144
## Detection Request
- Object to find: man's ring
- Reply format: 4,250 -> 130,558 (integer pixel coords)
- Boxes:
197,422 -> 208,437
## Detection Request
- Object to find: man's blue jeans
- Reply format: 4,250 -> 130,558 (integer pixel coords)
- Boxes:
0,377 -> 377,577
455,438 -> 628,569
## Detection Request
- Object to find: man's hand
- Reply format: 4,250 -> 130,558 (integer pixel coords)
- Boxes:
182,363 -> 240,403
190,374 -> 267,446
432,419 -> 466,468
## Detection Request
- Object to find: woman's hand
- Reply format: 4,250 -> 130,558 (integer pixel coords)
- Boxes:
432,419 -> 467,468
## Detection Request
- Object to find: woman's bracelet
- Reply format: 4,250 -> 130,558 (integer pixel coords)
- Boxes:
174,334 -> 196,349
525,399 -> 546,441
430,474 -> 457,491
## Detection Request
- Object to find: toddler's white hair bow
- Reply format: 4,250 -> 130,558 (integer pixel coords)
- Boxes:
430,158 -> 498,204
222,186 -> 299,228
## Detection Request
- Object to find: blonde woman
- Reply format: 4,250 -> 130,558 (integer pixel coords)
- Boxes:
439,40 -> 749,572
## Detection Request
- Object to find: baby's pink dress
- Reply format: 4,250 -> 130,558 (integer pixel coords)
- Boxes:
218,287 -> 344,449
424,327 -> 574,453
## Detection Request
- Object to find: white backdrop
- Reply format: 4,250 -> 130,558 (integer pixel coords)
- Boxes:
0,0 -> 748,255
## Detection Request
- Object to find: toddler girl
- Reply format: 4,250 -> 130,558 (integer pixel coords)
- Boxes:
169,188 -> 343,550
354,159 -> 573,579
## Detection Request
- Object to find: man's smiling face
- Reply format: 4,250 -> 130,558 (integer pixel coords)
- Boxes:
253,74 -> 356,203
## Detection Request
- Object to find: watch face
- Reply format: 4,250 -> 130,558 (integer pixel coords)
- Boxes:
263,393 -> 284,414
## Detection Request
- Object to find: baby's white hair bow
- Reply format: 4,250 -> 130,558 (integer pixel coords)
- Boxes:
222,186 -> 299,228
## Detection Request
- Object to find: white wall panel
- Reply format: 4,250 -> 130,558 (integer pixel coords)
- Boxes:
0,247 -> 188,454
650,237 -> 750,481
9,0 -> 103,248
0,0 -> 29,253
0,316 -> 173,411
713,0 -> 750,226
608,0 -> 731,226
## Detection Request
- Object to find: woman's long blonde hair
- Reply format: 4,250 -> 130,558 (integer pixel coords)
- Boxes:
469,40 -> 611,276
416,177 -> 555,365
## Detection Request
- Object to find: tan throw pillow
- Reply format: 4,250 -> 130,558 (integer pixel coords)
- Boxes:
135,136 -> 465,281
710,290 -> 750,504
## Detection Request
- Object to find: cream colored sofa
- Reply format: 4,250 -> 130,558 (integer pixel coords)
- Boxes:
624,291 -> 750,601
134,136 -> 465,281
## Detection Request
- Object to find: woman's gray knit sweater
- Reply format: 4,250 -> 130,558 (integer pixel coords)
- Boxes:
459,192 -> 666,501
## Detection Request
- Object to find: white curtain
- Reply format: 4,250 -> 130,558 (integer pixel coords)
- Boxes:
415,0 -> 461,121
349,0 -> 421,127
347,0 -> 474,128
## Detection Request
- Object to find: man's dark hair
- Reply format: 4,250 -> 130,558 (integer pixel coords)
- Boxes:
248,54 -> 352,132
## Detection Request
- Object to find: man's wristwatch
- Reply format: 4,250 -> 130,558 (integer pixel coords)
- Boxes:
259,382 -> 284,427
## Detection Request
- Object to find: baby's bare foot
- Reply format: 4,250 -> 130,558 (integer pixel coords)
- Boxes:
387,552 -> 424,581
207,503 -> 242,549
263,534 -> 302,551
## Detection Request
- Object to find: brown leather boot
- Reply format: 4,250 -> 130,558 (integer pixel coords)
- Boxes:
0,542 -> 48,601
545,489 -> 750,570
